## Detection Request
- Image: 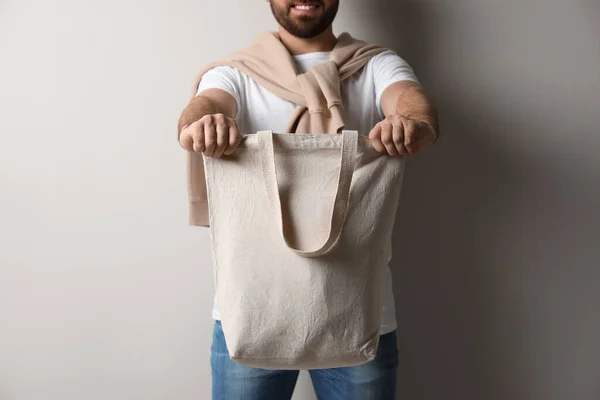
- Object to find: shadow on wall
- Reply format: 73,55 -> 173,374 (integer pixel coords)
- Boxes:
364,2 -> 529,400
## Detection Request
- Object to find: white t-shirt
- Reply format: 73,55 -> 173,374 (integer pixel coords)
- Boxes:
197,49 -> 419,335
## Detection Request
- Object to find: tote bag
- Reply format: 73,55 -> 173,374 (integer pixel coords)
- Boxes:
203,130 -> 405,370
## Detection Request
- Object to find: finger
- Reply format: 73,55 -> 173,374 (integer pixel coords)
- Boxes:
420,122 -> 438,148
381,123 -> 399,156
224,123 -> 241,156
213,119 -> 228,158
392,122 -> 406,156
392,123 -> 407,156
192,123 -> 205,153
368,125 -> 386,153
180,126 -> 194,151
203,118 -> 217,157
406,120 -> 421,155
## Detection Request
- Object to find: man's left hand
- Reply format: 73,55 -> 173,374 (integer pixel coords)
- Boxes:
368,115 -> 437,156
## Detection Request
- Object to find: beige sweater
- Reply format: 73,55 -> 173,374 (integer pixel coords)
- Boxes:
187,32 -> 387,226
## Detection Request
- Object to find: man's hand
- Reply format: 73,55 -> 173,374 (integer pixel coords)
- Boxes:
178,89 -> 240,158
180,113 -> 241,158
375,80 -> 439,156
368,115 -> 437,156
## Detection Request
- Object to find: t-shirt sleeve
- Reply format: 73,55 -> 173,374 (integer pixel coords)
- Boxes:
195,66 -> 242,119
373,50 -> 420,119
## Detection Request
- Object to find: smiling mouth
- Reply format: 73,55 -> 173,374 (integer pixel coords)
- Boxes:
292,3 -> 321,11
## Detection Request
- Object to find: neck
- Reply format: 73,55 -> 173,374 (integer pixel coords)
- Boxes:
277,26 -> 337,55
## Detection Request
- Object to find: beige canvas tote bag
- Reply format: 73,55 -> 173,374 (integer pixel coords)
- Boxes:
203,130 -> 405,370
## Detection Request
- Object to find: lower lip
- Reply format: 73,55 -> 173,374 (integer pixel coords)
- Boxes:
291,5 -> 321,16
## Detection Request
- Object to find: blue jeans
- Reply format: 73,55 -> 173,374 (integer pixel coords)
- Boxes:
211,321 -> 398,400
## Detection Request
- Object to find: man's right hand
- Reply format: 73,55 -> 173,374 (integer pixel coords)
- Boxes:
180,114 -> 241,158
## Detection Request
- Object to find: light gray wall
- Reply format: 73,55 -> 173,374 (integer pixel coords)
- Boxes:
0,1 -> 598,400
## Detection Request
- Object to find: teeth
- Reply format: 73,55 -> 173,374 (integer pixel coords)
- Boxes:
295,4 -> 317,10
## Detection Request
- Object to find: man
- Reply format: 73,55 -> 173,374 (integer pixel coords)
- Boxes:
178,1 -> 438,398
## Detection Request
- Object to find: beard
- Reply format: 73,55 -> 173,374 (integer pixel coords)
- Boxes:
270,1 -> 339,39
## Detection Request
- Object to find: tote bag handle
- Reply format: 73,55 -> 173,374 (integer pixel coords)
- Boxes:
257,130 -> 358,258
